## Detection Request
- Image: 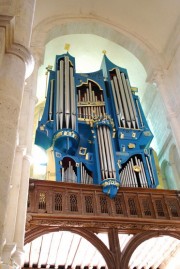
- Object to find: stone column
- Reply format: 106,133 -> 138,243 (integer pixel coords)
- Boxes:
0,1 -> 36,266
0,44 -> 34,262
0,52 -> 25,254
12,52 -> 42,265
149,70 -> 180,156
12,155 -> 32,267
3,146 -> 26,244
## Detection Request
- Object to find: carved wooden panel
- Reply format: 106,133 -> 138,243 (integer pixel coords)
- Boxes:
27,179 -> 180,234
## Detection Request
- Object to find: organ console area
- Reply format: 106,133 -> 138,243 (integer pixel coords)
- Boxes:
35,52 -> 160,198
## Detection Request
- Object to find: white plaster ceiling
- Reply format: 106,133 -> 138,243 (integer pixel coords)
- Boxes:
33,0 -> 180,53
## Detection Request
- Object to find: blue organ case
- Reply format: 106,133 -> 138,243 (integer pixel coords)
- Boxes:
35,52 -> 159,198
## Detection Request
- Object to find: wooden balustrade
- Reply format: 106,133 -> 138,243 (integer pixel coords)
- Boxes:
26,179 -> 180,234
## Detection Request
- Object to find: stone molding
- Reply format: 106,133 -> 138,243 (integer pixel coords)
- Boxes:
0,15 -> 34,79
31,15 -> 162,75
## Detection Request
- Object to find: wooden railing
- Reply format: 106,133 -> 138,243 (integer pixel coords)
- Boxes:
27,179 -> 180,233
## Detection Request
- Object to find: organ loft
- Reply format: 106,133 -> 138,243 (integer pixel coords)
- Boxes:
35,50 -> 161,197
26,49 -> 180,269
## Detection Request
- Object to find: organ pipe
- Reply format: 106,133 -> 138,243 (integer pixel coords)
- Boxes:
35,52 -> 160,198
97,125 -> 116,180
59,60 -> 64,129
120,155 -> 153,188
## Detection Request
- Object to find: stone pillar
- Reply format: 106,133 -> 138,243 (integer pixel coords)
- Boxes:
0,52 -> 26,254
0,1 -> 36,266
12,155 -> 32,267
108,228 -> 121,269
1,244 -> 17,269
149,70 -> 180,156
0,27 -> 34,269
3,146 -> 26,244
12,53 -> 42,264
2,50 -> 43,268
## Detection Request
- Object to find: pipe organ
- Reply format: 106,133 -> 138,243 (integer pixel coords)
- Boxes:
35,52 -> 159,198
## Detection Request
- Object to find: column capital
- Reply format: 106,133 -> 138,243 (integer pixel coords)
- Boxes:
0,15 -> 34,79
7,43 -> 34,79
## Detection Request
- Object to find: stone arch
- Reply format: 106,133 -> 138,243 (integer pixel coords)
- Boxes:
25,226 -> 115,269
31,15 -> 163,75
120,231 -> 180,269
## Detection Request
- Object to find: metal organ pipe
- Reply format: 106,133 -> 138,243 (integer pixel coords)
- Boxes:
80,163 -> 93,184
56,57 -> 76,130
97,128 -> 105,179
113,75 -> 125,127
121,73 -> 136,129
49,79 -> 54,121
130,159 -> 138,187
146,156 -> 155,185
99,127 -> 108,178
116,68 -> 131,128
126,78 -> 139,128
62,161 -> 77,183
106,126 -> 116,177
64,56 -> 70,129
141,161 -> 148,187
56,70 -> 60,130
59,60 -> 64,129
111,79 -> 121,126
103,126 -> 113,177
120,156 -> 150,188
97,125 -> 116,180
77,81 -> 106,120
70,66 -> 76,130
136,99 -> 143,128
111,68 -> 139,129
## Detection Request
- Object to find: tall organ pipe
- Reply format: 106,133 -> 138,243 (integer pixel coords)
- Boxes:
103,126 -> 113,178
59,60 -> 64,129
136,99 -> 143,127
97,125 -> 116,180
65,56 -> 70,129
97,128 -> 105,178
121,73 -> 136,129
56,70 -> 60,130
99,127 -> 108,178
111,79 -> 121,126
146,156 -> 155,185
49,79 -> 54,121
113,76 -> 126,127
70,66 -> 76,130
56,57 -> 76,130
116,69 -> 131,128
106,126 -> 116,177
126,78 -> 139,128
